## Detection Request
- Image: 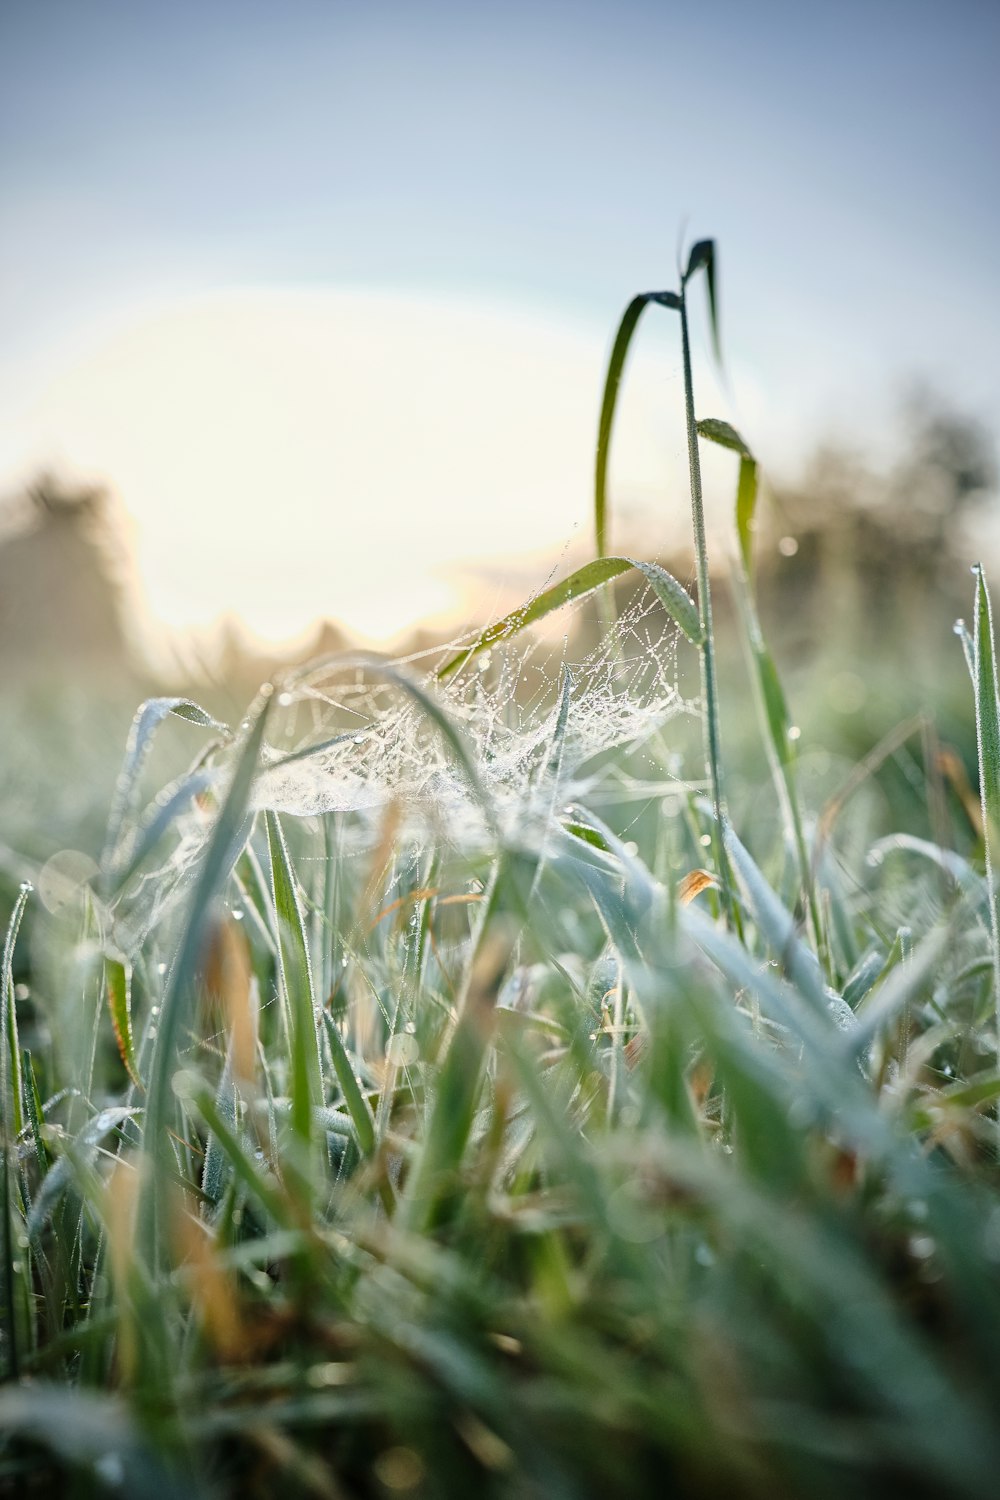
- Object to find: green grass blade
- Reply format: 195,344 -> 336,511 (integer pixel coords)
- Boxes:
696,418 -> 758,578
321,1011 -> 375,1157
20,1050 -> 50,1183
2,885 -> 29,1139
683,238 -> 721,365
700,416 -> 823,959
1,883 -> 30,1381
105,956 -> 142,1090
722,822 -> 829,1015
972,563 -> 1000,1049
141,688 -> 273,1260
400,857 -> 506,1233
106,768 -> 215,895
595,291 -> 680,556
199,1052 -> 236,1209
438,556 -> 701,682
265,810 -> 324,1157
848,926 -> 950,1059
102,696 -> 230,873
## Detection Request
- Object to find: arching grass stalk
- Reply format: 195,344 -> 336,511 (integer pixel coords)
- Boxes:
678,242 -> 732,913
969,564 -> 1000,1072
592,241 -> 736,923
697,418 -> 826,970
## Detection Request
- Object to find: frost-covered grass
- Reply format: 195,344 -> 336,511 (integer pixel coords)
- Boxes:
3,245 -> 1000,1498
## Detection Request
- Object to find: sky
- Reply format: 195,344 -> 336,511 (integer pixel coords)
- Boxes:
1,0 -> 998,643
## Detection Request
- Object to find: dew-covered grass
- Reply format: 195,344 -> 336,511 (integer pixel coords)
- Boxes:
2,244 -> 1000,1498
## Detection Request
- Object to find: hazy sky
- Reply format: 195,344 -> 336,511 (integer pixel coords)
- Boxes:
1,0 -> 997,641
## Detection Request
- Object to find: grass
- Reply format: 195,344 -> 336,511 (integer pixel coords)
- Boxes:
2,243 -> 1000,1498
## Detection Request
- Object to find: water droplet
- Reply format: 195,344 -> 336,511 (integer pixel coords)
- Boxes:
157,962 -> 168,976
147,1026 -> 157,1040
19,880 -> 33,895
909,1235 -> 935,1260
386,1032 -> 420,1067
778,535 -> 799,557
353,733 -> 368,745
232,909 -> 244,922
150,1005 -> 161,1018
699,834 -> 712,848
278,691 -> 293,708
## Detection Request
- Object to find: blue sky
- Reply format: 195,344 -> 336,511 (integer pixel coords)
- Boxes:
1,0 -> 997,638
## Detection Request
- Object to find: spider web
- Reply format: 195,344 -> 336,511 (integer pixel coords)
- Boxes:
252,578 -> 693,848
108,577 -> 696,955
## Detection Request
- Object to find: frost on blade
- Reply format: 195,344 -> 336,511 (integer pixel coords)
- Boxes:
253,580 -> 689,845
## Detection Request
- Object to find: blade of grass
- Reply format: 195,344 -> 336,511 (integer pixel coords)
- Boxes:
972,563 -> 1000,1060
106,956 -> 142,1090
437,557 -> 701,682
698,417 -> 824,963
266,810 -> 324,1179
321,1011 -> 376,1157
678,245 -> 733,924
140,688 -> 273,1265
1,883 -> 30,1380
102,697 -> 230,876
594,291 -> 680,557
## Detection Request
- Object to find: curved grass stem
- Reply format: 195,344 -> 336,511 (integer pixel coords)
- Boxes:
678,289 -> 736,925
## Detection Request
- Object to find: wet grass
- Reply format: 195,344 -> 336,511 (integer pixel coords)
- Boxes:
2,245 -> 1000,1498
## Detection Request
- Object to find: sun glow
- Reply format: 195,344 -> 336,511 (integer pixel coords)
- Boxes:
9,289 -> 677,647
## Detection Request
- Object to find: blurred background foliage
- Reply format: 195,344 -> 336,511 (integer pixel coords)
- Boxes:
0,387 -> 995,891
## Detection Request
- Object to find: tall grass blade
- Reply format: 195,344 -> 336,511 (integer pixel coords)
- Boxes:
140,689 -> 273,1260
1,883 -> 30,1380
401,858 -> 506,1232
678,271 -> 732,921
265,810 -> 324,1158
320,1011 -> 375,1157
699,416 -> 823,958
102,697 -> 230,873
594,290 -> 680,556
438,556 -> 701,682
683,238 -> 721,365
722,822 -> 829,1015
105,956 -> 142,1090
972,563 -> 1000,1054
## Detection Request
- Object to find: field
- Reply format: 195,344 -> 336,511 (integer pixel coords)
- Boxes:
2,243 -> 1000,1498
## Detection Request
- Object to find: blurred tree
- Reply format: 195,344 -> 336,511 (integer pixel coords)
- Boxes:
0,473 -> 140,680
762,390 -> 997,649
